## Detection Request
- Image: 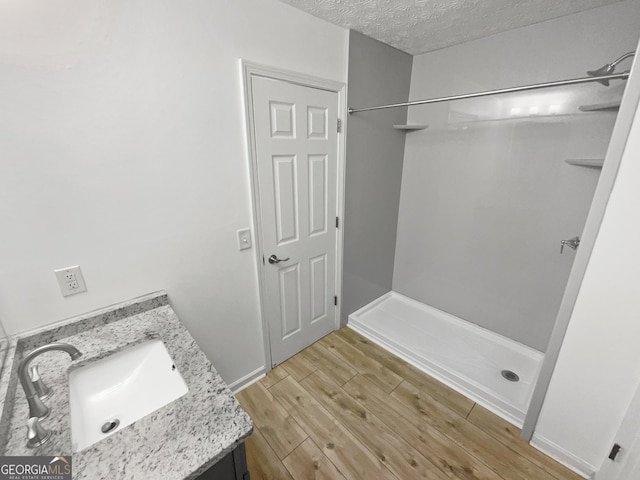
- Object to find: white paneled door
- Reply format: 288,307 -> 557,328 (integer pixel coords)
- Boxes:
251,75 -> 339,367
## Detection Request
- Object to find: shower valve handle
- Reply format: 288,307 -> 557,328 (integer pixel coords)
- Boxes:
560,236 -> 580,254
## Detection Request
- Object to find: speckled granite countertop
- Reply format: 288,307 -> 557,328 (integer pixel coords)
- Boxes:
0,292 -> 253,479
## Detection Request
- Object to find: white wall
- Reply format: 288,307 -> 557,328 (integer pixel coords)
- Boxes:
393,0 -> 640,352
534,79 -> 640,472
0,0 -> 347,385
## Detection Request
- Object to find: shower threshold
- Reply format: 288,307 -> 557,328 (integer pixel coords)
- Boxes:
348,292 -> 544,427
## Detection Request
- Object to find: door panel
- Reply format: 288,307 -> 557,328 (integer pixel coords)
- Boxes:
309,154 -> 328,236
279,263 -> 301,339
273,155 -> 298,244
252,75 -> 338,366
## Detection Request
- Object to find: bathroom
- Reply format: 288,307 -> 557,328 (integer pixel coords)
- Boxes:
2,0 -> 640,478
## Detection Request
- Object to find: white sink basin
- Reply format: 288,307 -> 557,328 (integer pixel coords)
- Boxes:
68,339 -> 188,452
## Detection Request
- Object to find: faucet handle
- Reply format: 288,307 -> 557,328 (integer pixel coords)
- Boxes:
30,365 -> 52,399
26,417 -> 51,448
26,393 -> 50,420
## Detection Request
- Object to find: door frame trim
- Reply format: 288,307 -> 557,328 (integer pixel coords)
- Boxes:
240,60 -> 346,371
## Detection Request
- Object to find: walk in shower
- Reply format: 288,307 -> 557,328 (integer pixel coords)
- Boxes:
343,6 -> 640,430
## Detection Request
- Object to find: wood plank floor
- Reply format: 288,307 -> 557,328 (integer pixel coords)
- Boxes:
236,328 -> 583,480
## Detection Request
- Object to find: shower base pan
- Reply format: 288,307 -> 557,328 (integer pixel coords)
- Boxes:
348,292 -> 543,427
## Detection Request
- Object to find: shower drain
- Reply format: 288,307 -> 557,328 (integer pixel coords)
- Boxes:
501,370 -> 520,382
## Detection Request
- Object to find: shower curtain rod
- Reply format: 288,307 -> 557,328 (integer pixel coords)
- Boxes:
347,72 -> 629,114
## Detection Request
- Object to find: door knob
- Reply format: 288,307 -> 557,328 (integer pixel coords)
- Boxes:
268,254 -> 290,264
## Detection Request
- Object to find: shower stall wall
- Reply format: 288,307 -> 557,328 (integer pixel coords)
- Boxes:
342,30 -> 413,325
392,9 -> 634,353
344,0 -> 640,429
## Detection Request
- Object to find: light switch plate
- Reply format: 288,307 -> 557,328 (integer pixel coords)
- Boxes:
54,265 -> 87,297
237,229 -> 252,251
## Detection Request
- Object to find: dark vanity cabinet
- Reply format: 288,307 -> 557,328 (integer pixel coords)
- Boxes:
198,443 -> 250,480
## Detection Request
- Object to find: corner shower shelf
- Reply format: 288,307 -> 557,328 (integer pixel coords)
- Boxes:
565,158 -> 604,168
578,101 -> 621,112
393,124 -> 429,131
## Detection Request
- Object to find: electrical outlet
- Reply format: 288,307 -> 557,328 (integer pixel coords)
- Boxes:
54,265 -> 87,297
237,228 -> 252,251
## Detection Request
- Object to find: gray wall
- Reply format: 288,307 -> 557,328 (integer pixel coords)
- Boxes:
342,31 -> 412,324
392,2 -> 640,352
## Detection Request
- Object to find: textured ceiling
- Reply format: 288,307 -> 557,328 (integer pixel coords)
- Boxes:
278,0 -> 623,55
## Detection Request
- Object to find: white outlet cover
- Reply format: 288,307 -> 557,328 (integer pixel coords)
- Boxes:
54,265 -> 87,297
237,229 -> 252,251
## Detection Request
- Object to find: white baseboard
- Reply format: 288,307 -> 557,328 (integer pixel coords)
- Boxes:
531,433 -> 596,479
229,366 -> 265,394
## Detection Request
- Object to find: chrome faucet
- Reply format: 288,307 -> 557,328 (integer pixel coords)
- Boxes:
18,343 -> 82,419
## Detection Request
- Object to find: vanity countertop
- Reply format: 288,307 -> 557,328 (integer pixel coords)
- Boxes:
0,292 -> 253,479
